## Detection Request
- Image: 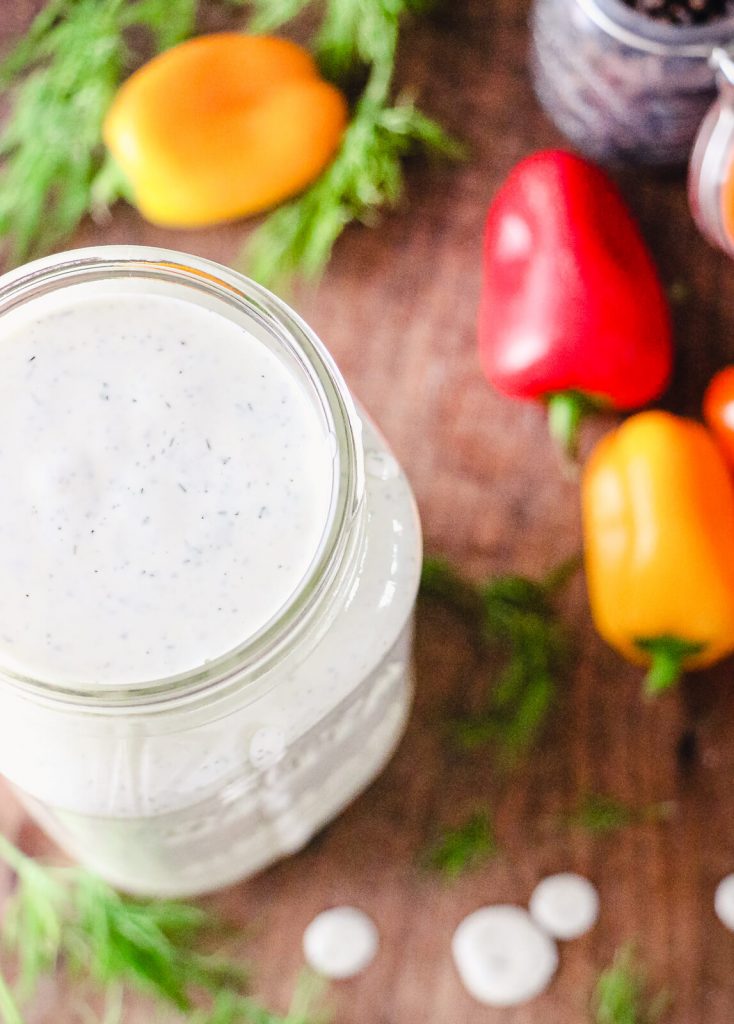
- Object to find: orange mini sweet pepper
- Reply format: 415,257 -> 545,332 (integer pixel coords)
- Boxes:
103,33 -> 348,228
703,365 -> 734,469
582,411 -> 734,694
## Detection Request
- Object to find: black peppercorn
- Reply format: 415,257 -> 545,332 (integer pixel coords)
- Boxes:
622,0 -> 734,24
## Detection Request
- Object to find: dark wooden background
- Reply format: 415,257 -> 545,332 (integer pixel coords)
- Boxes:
3,1 -> 734,1021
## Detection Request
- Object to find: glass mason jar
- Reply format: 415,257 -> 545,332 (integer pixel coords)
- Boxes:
689,49 -> 734,253
531,0 -> 734,166
0,247 -> 421,897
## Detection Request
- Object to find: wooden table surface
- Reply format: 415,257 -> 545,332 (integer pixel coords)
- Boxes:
3,1 -> 734,1022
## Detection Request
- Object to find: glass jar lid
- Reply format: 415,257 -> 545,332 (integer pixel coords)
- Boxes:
689,49 -> 734,252
576,0 -> 734,56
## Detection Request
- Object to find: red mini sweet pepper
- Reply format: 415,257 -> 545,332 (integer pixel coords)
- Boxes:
478,150 -> 673,453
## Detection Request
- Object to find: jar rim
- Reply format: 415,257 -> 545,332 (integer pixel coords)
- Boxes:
0,246 -> 364,709
577,0 -> 734,55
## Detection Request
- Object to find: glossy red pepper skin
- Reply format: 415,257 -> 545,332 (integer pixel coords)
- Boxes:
478,151 -> 672,446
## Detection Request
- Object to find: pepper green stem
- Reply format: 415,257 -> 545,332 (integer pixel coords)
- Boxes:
635,636 -> 706,697
546,391 -> 591,459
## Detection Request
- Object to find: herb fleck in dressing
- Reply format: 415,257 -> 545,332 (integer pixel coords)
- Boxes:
0,291 -> 334,686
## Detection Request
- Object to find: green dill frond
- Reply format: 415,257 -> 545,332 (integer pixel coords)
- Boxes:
247,0 -> 312,34
66,871 -> 247,1008
315,0 -> 399,83
0,0 -> 126,264
0,834 -> 326,1024
0,0 -> 196,266
283,971 -> 331,1024
565,795 -> 675,835
192,971 -> 330,1024
419,556 -> 578,763
593,946 -> 669,1024
422,811 -> 498,879
312,0 -> 443,79
249,0 -> 411,77
244,0 -> 462,288
0,973 -> 24,1024
0,833 -> 68,1000
0,0 -> 73,88
568,795 -> 636,834
126,0 -> 198,51
420,556 -> 485,628
451,562 -> 576,763
245,88 -> 460,289
0,834 -> 247,1017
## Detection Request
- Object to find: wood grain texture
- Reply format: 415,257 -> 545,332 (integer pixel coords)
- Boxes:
2,1 -> 734,1021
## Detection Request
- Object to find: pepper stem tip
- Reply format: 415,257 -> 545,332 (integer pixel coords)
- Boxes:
546,391 -> 587,460
636,636 -> 705,697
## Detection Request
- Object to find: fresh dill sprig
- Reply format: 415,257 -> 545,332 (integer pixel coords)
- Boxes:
123,0 -> 198,51
564,794 -> 675,836
420,555 -> 578,763
421,811 -> 498,879
0,834 -> 329,1024
419,557 -> 485,629
192,971 -> 330,1024
0,833 -> 68,1001
247,0 -> 435,81
246,91 -> 460,288
245,0 -> 463,288
592,946 -> 669,1024
283,971 -> 331,1024
0,973 -> 24,1024
246,0 -> 312,35
67,874 -> 246,1007
0,831 -> 247,1018
0,0 -> 196,265
454,570 -> 569,759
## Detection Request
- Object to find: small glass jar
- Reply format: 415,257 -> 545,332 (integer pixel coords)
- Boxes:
0,247 -> 421,897
689,49 -> 734,251
531,0 -> 734,165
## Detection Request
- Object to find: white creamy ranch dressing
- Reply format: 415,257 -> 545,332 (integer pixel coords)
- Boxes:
0,247 -> 422,897
0,289 -> 334,686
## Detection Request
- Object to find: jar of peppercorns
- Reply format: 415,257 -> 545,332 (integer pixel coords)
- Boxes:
530,0 -> 734,166
689,49 -> 734,250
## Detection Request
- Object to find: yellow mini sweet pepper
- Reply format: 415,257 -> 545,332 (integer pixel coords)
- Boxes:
582,410 -> 734,694
103,33 -> 348,228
